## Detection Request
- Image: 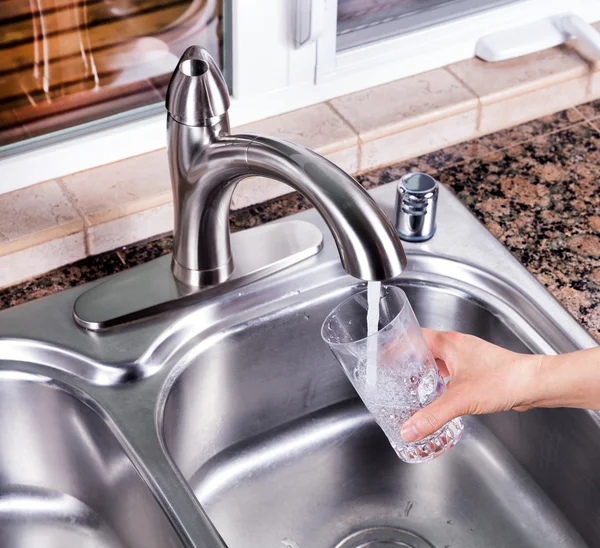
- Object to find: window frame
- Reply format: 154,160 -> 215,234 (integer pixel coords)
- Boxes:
2,0 -> 600,193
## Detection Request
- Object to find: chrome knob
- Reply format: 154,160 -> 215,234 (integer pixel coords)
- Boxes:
394,173 -> 439,242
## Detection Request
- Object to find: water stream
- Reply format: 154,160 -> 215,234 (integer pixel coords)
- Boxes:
366,281 -> 381,389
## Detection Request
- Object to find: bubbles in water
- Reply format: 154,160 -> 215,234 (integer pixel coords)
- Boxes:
418,370 -> 437,405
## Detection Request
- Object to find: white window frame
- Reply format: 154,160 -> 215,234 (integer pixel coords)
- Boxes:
2,0 -> 600,194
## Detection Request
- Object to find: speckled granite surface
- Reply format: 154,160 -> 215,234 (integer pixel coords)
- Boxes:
2,103 -> 600,339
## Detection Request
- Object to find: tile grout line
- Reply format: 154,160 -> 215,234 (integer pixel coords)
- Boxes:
507,118 -> 590,148
397,109 -> 592,177
573,96 -> 600,125
583,118 -> 600,134
2,107 -> 597,303
572,105 -> 592,122
324,101 -> 365,172
356,140 -> 363,174
324,100 -> 360,136
454,117 -> 591,172
485,70 -> 589,105
585,68 -> 593,99
452,56 -> 591,103
56,178 -> 91,257
444,66 -> 484,132
445,65 -> 594,133
575,47 -> 600,122
9,81 -> 597,274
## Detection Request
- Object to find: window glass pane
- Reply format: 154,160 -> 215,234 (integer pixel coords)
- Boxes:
337,0 -> 520,51
0,0 -> 223,148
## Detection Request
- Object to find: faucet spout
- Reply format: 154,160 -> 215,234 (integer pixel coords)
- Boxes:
166,46 -> 407,286
245,136 -> 407,280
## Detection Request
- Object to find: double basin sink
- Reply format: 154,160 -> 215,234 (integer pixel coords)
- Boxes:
0,182 -> 598,548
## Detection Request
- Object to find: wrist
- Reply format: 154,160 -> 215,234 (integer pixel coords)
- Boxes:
526,351 -> 599,410
514,353 -> 547,409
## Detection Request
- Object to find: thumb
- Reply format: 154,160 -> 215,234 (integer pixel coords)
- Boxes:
401,391 -> 463,442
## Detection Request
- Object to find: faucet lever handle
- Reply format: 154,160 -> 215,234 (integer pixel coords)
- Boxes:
166,46 -> 230,126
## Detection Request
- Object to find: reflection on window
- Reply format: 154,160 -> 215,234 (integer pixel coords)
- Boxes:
0,0 -> 223,147
337,0 -> 518,51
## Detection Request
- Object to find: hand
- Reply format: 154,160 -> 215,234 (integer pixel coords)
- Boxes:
400,329 -> 543,442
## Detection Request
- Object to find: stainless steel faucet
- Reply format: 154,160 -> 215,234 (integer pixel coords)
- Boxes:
166,46 -> 406,286
73,46 -> 407,330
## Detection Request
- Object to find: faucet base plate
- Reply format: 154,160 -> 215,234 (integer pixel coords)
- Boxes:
73,220 -> 323,331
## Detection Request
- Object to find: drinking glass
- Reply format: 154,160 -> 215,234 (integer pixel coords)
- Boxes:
321,284 -> 463,463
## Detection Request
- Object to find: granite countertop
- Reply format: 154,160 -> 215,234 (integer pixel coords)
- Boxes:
2,105 -> 599,340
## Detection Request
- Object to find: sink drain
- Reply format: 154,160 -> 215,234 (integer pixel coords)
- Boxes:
334,527 -> 435,548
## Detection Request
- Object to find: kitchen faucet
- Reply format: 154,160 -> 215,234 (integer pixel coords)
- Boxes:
73,46 -> 407,330
166,46 -> 406,285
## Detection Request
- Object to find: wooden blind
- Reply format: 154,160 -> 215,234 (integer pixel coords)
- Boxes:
0,0 -> 221,146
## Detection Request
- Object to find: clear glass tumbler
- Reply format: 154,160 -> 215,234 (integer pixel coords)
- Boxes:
321,284 -> 463,463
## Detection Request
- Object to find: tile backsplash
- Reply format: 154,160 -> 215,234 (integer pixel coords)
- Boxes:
4,35 -> 600,289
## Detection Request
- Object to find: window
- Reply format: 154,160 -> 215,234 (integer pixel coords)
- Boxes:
3,0 -> 600,192
0,0 -> 223,148
336,0 -> 519,51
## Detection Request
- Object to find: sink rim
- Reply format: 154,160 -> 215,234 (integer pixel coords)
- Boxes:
154,250 -> 575,402
0,182 -> 595,378
0,180 -> 597,548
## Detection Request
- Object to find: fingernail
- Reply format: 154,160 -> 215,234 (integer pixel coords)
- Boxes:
401,423 -> 420,442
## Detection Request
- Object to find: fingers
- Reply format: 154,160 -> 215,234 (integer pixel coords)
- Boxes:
422,329 -> 455,377
435,358 -> 450,379
422,329 -> 454,361
401,390 -> 464,442
422,328 -> 444,354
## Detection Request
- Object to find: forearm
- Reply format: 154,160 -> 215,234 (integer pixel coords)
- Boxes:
533,347 -> 600,410
402,332 -> 600,442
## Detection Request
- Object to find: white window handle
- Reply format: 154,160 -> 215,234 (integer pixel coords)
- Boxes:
476,13 -> 600,62
561,14 -> 600,58
296,0 -> 327,47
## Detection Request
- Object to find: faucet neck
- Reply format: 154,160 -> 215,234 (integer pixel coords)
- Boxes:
166,47 -> 407,287
167,116 -> 251,286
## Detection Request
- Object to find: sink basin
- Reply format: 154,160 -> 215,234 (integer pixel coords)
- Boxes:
0,182 -> 597,548
0,372 -> 183,548
162,266 -> 600,548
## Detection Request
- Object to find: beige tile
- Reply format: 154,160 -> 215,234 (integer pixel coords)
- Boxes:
233,103 -> 357,155
479,75 -> 588,135
329,68 -> 477,142
0,232 -> 85,289
231,178 -> 293,210
583,24 -> 600,101
62,148 -> 172,226
327,144 -> 359,174
360,110 -> 478,172
87,203 -> 174,255
587,71 -> 600,102
448,45 -> 588,105
0,180 -> 83,256
230,144 -> 359,210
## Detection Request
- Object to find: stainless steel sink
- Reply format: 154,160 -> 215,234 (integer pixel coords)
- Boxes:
0,182 -> 598,548
0,372 -> 184,548
161,266 -> 597,548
